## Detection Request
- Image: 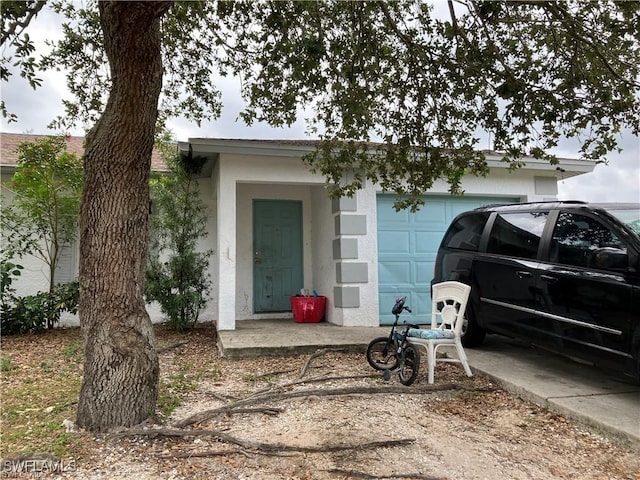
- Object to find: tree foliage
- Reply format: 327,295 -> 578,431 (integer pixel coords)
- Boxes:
0,0 -> 46,121
1,135 -> 83,288
3,1 -> 637,209
0,135 -> 82,328
146,151 -> 213,332
216,0 -> 640,208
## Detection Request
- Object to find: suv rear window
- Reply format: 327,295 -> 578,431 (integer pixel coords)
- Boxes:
441,212 -> 489,251
487,212 -> 548,259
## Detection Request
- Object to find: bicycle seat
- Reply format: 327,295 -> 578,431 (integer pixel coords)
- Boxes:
392,297 -> 406,315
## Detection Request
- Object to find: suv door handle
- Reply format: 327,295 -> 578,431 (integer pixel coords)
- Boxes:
516,271 -> 533,278
540,275 -> 558,284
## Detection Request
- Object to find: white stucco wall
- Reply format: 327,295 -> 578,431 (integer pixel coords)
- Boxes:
1,173 -> 57,298
192,175 -> 218,322
1,171 -> 81,325
426,167 -> 558,202
330,183 -> 381,327
1,169 -> 217,327
215,153 -> 331,329
3,138 -> 583,332
236,182 -> 314,320
310,185 -> 337,323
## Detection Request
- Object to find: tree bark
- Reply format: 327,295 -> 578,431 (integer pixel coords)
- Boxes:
77,1 -> 172,432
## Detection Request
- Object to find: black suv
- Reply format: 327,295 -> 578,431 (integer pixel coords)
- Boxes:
432,201 -> 640,381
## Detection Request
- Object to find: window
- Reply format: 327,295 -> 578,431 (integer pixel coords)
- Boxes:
442,212 -> 489,252
487,212 -> 548,260
550,212 -> 627,270
603,207 -> 640,235
54,243 -> 77,284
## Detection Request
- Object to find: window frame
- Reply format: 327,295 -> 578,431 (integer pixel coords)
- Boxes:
483,210 -> 550,260
441,212 -> 490,252
545,209 -> 630,272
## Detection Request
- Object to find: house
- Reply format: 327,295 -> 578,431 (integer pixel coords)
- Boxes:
1,132 -> 595,329
0,133 -> 166,323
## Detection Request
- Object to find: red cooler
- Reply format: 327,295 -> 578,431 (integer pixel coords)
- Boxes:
290,296 -> 327,323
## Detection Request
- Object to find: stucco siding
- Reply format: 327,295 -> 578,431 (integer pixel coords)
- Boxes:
215,152 -> 330,329
310,185 -> 336,323
417,168 -> 555,202
333,183 -> 380,327
4,134 -> 587,333
236,182 -> 314,320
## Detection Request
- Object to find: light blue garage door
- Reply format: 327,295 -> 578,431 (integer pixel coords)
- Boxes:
377,195 -> 518,325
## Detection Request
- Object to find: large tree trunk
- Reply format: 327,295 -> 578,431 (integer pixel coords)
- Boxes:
77,1 -> 172,432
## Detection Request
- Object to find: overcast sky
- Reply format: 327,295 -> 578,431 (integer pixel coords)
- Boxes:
1,4 -> 638,204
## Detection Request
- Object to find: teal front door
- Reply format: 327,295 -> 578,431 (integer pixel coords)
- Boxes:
253,200 -> 303,312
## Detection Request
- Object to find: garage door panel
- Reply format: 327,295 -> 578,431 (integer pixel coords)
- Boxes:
415,261 -> 433,285
412,294 -> 431,319
379,292 -> 402,317
379,261 -> 412,286
415,201 -> 447,225
379,231 -> 410,253
449,201 -> 488,218
414,231 -> 444,254
377,204 -> 409,224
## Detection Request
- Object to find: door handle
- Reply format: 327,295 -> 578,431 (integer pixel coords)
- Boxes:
516,271 -> 533,278
540,275 -> 558,284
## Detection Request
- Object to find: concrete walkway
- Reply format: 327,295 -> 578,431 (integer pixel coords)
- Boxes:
218,319 -> 640,448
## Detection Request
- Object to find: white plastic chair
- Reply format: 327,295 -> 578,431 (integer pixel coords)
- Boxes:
407,281 -> 473,384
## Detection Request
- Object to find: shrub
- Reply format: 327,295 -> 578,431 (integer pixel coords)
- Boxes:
145,152 -> 213,332
1,281 -> 79,335
1,259 -> 23,322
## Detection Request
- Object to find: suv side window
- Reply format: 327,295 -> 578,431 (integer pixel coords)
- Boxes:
550,212 -> 627,270
441,212 -> 489,251
487,212 -> 548,260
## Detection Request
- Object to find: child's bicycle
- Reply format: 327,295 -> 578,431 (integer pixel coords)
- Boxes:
366,296 -> 420,386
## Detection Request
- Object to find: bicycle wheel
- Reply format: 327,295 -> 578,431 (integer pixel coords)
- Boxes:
366,337 -> 399,371
398,344 -> 420,386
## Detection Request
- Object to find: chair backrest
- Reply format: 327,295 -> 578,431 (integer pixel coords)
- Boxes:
431,281 -> 471,336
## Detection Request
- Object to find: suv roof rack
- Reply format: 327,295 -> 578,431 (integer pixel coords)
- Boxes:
476,200 -> 588,210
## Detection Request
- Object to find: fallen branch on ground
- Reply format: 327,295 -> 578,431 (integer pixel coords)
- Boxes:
240,373 -> 372,402
326,469 -> 444,480
223,407 -> 283,416
157,449 -> 294,459
203,391 -> 239,402
298,348 -> 327,379
174,383 -> 495,428
251,369 -> 296,380
114,427 -> 414,454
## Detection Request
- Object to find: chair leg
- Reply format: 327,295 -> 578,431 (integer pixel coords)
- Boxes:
427,343 -> 436,384
455,341 -> 473,377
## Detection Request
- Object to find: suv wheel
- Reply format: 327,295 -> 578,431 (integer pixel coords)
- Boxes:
461,303 -> 486,348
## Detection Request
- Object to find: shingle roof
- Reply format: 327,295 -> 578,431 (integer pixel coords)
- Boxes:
0,132 -> 167,171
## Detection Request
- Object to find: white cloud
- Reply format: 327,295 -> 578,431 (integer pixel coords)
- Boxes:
166,76 -> 309,142
555,133 -> 640,203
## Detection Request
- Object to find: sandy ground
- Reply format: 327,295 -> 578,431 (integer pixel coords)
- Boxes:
2,324 -> 639,480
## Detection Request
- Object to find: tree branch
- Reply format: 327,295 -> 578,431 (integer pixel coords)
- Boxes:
1,1 -> 46,47
543,2 -> 639,88
327,469 -> 445,480
298,348 -> 327,379
174,383 -> 494,428
115,427 -> 415,454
